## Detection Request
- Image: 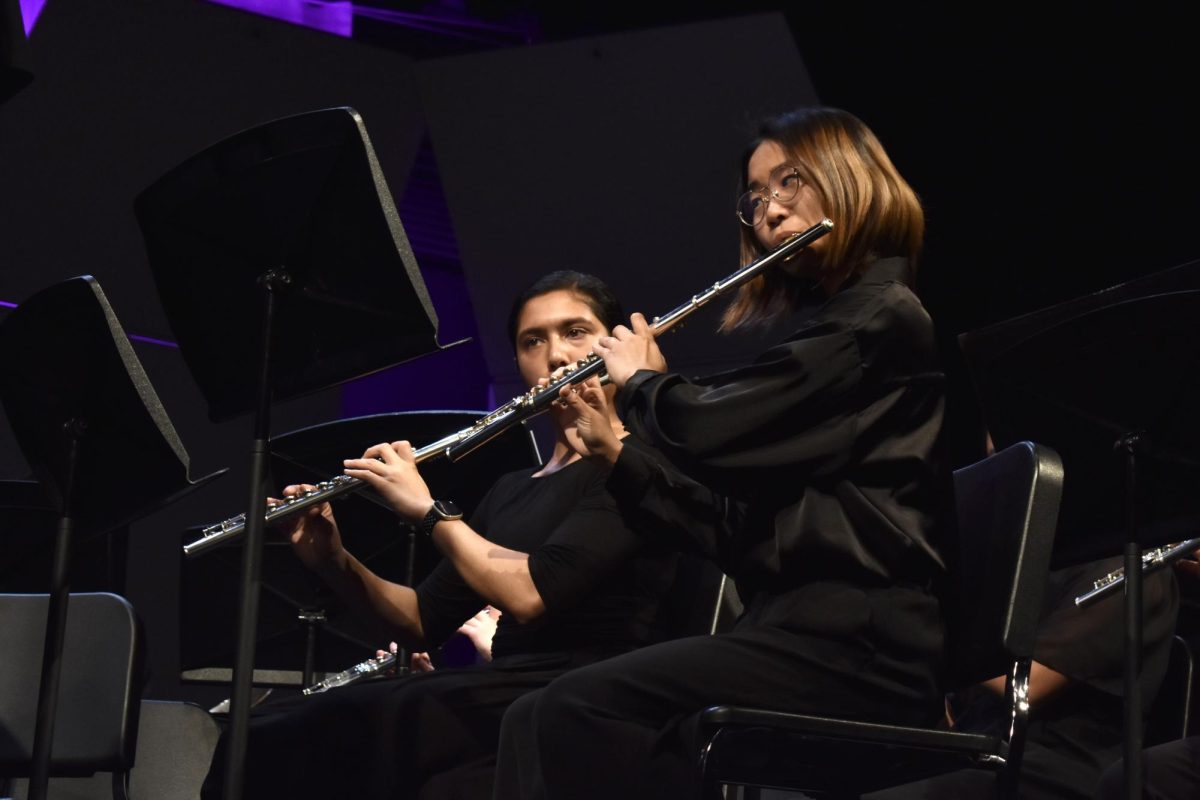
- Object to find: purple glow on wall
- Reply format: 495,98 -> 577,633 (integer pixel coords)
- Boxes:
19,0 -> 46,35
128,334 -> 180,349
206,0 -> 353,38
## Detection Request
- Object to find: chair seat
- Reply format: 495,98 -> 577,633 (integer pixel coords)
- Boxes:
698,706 -> 1007,795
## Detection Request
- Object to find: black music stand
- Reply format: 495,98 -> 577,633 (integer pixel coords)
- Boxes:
134,106 -> 464,800
0,276 -> 225,800
958,258 -> 1200,800
1,0 -> 32,107
0,479 -> 130,595
179,411 -> 542,689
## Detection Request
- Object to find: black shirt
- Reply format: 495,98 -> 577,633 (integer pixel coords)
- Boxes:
415,437 -> 677,665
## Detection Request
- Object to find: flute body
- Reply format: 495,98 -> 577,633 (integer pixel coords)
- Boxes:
184,218 -> 834,557
1073,537 -> 1200,607
302,651 -> 396,695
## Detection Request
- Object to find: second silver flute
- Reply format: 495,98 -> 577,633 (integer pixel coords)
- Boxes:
184,217 -> 834,557
1073,537 -> 1200,607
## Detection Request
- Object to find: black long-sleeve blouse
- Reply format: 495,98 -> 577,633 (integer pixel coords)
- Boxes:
607,257 -> 952,607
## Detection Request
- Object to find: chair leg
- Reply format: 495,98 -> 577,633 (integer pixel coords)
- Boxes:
112,769 -> 130,800
996,767 -> 1017,800
698,775 -> 724,800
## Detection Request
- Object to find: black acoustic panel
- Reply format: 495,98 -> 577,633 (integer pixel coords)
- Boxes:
417,13 -> 818,399
0,0 -> 424,342
0,0 -> 31,106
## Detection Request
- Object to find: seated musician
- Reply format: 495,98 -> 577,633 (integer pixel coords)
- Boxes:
867,436 -> 1182,800
201,270 -> 684,800
1092,548 -> 1199,800
493,106 -> 953,800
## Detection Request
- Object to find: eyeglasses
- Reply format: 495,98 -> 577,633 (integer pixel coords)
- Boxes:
736,164 -> 802,227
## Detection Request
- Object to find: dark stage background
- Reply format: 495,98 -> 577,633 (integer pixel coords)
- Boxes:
1,0 -> 1197,706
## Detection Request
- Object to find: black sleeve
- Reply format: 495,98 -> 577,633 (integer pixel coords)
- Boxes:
606,436 -> 744,569
525,470 -> 643,615
616,283 -> 943,499
616,321 -> 862,495
1033,558 -> 1180,698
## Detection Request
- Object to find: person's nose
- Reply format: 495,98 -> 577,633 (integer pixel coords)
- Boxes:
764,193 -> 790,225
547,336 -> 570,373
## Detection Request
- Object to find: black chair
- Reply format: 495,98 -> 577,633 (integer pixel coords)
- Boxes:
0,592 -> 144,800
126,700 -> 222,800
651,552 -> 742,643
695,440 -> 1064,800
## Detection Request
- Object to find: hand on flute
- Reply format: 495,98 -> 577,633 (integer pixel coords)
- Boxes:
592,313 -> 667,388
559,376 -> 624,467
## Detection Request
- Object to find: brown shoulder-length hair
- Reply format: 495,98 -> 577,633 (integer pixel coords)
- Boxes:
721,107 -> 925,331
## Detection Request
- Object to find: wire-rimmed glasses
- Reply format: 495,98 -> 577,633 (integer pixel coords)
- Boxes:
736,165 -> 802,227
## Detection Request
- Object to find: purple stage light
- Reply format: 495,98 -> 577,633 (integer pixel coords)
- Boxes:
206,0 -> 353,38
19,0 -> 45,35
203,0 -> 536,45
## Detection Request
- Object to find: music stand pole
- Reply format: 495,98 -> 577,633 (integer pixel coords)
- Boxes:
27,421 -> 83,800
222,269 -> 290,800
135,107 -> 460,790
1117,435 -> 1143,800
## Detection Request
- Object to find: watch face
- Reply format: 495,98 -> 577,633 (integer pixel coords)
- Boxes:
433,500 -> 463,520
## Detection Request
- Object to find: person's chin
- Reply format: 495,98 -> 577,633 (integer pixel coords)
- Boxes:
780,252 -> 819,278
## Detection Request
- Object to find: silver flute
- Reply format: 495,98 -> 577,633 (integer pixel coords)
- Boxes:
302,651 -> 396,695
184,217 -> 834,557
1073,537 -> 1200,607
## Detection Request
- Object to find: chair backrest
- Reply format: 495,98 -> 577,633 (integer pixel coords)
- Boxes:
0,592 -> 143,776
942,441 -> 1064,689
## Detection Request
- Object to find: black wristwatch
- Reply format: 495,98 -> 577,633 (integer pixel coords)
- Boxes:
418,500 -> 463,537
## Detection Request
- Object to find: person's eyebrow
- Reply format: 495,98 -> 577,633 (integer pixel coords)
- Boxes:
516,324 -> 545,340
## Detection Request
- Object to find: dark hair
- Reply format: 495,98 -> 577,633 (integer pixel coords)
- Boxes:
506,270 -> 625,351
723,106 -> 925,330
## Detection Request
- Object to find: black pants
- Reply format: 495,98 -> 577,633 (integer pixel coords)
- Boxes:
202,661 -> 570,800
865,739 -> 1115,800
495,586 -> 943,800
1093,736 -> 1200,800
